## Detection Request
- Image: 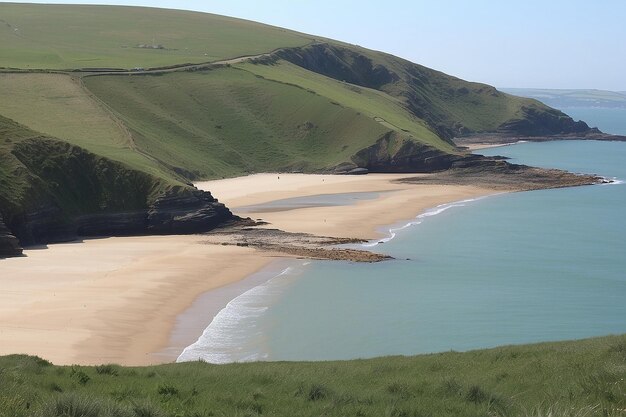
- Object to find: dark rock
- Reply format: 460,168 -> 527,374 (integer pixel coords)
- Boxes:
9,188 -> 234,246
496,106 -> 591,136
146,189 -> 233,235
351,132 -> 462,173
0,212 -> 22,258
275,43 -> 398,91
4,137 -> 235,247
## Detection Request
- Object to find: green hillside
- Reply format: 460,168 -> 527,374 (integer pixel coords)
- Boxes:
1,335 -> 625,417
269,43 -> 591,139
0,3 -> 604,251
0,3 -> 312,69
0,73 -> 173,181
83,68 -> 395,179
0,115 -> 231,247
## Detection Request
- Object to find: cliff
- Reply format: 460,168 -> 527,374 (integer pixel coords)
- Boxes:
271,43 -> 601,142
0,212 -> 22,258
0,117 -> 234,257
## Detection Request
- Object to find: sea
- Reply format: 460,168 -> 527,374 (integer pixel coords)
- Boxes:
178,106 -> 626,363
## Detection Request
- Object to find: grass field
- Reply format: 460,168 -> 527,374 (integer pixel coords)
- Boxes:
0,73 -> 179,182
83,67 -> 403,179
236,60 -> 450,151
0,3 -> 312,70
0,335 -> 624,417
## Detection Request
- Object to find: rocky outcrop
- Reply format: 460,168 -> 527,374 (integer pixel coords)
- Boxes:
2,136 -> 235,248
273,44 -> 399,90
496,106 -> 591,136
8,187 -> 234,247
398,159 -> 605,191
0,213 -> 22,258
348,132 -> 461,173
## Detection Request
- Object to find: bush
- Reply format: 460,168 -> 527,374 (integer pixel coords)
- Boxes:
307,384 -> 329,401
36,393 -> 133,417
95,364 -> 119,376
465,385 -> 487,404
157,383 -> 179,397
132,402 -> 166,417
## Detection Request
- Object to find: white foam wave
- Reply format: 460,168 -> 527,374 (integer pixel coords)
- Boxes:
362,196 -> 490,248
601,176 -> 624,185
177,267 -> 296,364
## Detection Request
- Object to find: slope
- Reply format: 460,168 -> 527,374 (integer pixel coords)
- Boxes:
83,67 -> 408,178
0,3 -> 613,253
0,73 -> 176,182
270,43 -> 593,139
1,335 -> 625,417
0,115 -> 233,252
0,3 -> 312,70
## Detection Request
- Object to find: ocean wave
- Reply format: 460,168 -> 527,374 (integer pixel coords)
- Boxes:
177,266 -> 298,364
601,176 -> 624,185
362,196 -> 490,247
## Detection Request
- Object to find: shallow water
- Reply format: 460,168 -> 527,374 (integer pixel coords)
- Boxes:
179,120 -> 626,364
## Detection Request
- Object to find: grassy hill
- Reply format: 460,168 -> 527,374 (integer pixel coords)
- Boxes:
0,3 -> 312,70
1,335 -> 625,417
0,115 -> 232,247
0,3 -> 606,251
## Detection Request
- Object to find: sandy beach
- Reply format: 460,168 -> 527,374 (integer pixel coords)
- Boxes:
0,174 -> 493,365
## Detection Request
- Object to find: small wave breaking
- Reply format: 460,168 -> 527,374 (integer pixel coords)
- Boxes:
177,265 -> 300,364
601,176 -> 624,185
362,196 -> 490,248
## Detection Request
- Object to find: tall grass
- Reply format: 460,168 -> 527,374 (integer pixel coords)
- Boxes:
0,335 -> 624,417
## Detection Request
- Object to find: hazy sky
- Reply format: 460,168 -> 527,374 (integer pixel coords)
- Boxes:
4,0 -> 625,90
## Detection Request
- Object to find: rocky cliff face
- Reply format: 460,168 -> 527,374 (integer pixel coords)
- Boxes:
10,188 -> 233,247
496,106 -> 591,136
0,213 -> 22,258
1,135 -> 235,255
349,132 -> 459,173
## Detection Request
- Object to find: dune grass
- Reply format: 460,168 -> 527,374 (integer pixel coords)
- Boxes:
0,3 -> 312,70
0,335 -> 624,417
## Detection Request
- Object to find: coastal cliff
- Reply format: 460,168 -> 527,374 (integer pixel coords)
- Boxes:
0,117 -> 234,257
0,213 -> 22,258
271,43 -> 600,142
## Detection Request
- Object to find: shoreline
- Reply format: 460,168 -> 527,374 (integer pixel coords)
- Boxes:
173,193 -> 498,364
0,173 -> 502,365
167,174 -> 496,363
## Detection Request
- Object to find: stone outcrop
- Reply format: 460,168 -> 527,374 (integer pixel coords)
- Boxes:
2,136 -> 235,251
347,132 -> 462,173
0,213 -> 22,258
8,188 -> 233,247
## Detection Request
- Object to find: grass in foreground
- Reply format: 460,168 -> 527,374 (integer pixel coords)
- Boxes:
1,335 -> 624,417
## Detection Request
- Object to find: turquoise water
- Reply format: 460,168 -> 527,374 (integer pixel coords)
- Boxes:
560,107 -> 626,135
179,116 -> 626,364
257,141 -> 626,361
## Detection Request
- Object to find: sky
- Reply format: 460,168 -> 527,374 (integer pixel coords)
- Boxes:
3,0 -> 626,90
